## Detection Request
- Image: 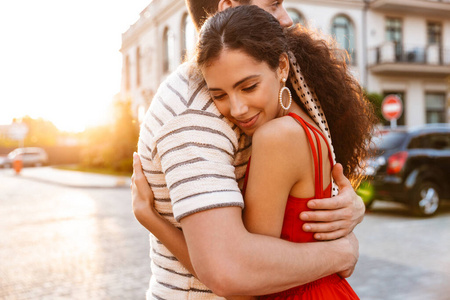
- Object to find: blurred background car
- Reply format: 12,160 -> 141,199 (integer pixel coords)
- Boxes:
2,147 -> 49,168
358,124 -> 450,217
0,155 -> 7,168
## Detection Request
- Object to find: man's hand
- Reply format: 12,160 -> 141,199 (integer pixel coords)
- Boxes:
300,163 -> 365,240
131,153 -> 156,225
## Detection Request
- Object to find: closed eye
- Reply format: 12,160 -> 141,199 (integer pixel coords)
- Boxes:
212,94 -> 226,100
242,84 -> 258,92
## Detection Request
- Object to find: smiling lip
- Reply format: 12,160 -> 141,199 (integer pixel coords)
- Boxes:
236,113 -> 259,129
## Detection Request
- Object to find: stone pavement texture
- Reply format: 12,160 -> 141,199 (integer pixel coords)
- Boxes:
0,169 -> 150,300
17,167 -> 132,189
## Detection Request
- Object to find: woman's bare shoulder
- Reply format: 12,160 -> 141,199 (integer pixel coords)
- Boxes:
251,115 -> 310,182
252,115 -> 306,149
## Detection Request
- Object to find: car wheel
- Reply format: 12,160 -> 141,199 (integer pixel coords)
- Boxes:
411,181 -> 440,217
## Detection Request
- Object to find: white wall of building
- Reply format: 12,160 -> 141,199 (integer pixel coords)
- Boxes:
120,0 -> 450,125
285,1 -> 365,82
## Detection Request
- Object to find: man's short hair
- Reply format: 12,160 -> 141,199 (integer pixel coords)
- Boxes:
186,0 -> 252,31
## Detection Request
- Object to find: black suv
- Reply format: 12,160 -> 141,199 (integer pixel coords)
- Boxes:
358,124 -> 450,217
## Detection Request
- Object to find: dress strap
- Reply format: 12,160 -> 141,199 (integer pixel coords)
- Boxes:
288,113 -> 334,198
242,157 -> 251,196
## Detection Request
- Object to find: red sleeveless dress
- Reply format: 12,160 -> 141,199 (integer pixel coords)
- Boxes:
243,113 -> 359,300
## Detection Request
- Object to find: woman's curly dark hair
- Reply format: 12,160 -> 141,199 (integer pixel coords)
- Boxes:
196,5 -> 377,184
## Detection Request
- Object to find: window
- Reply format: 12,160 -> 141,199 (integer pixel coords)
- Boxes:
427,22 -> 442,45
136,47 -> 141,88
385,18 -> 402,60
429,134 -> 450,150
410,133 -> 450,150
181,14 -> 197,60
427,22 -> 442,64
125,55 -> 130,91
287,8 -> 304,26
163,27 -> 176,73
408,135 -> 427,149
331,15 -> 356,64
426,93 -> 446,124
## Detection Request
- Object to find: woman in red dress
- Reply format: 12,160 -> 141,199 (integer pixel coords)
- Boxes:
133,5 -> 376,299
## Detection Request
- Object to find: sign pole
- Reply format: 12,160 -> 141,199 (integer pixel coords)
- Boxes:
391,119 -> 397,129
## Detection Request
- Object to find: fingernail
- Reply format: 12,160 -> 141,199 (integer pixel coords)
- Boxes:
308,201 -> 316,208
304,225 -> 311,231
301,213 -> 309,220
316,234 -> 321,240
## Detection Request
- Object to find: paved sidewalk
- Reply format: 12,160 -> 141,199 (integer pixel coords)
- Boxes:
11,166 -> 132,188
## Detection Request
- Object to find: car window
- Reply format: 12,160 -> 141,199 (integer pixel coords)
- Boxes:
429,133 -> 450,150
371,131 -> 407,151
408,135 -> 428,149
409,133 -> 450,150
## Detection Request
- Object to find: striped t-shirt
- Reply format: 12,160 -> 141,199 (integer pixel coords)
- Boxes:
138,62 -> 251,299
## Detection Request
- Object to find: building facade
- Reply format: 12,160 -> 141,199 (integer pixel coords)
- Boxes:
120,0 -> 450,125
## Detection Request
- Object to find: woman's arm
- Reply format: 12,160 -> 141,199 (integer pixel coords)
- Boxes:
131,153 -> 256,300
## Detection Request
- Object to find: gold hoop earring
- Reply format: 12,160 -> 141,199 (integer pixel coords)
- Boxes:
279,78 -> 292,110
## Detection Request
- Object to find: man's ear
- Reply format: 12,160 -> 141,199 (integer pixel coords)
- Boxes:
218,0 -> 241,12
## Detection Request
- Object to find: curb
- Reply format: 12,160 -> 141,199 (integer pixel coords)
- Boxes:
11,167 -> 131,189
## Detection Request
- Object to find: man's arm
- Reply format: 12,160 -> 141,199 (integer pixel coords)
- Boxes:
132,150 -> 358,297
179,120 -> 359,297
131,153 -> 197,277
301,163 -> 365,241
181,207 -> 358,297
132,153 -> 256,300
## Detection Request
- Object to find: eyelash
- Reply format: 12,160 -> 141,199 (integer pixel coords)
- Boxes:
243,84 -> 258,92
211,83 -> 258,100
212,94 -> 225,101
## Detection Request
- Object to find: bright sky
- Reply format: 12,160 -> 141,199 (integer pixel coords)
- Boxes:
0,0 -> 149,132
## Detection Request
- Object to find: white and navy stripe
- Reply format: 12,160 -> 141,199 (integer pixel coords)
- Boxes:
138,62 -> 251,299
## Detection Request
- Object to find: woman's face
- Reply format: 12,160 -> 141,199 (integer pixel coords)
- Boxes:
202,49 -> 287,136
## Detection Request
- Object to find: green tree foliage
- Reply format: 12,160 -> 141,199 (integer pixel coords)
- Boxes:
80,98 -> 139,173
364,92 -> 383,124
22,116 -> 59,146
110,98 -> 140,172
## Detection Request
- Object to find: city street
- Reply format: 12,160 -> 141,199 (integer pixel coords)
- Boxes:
0,169 -> 150,299
1,168 -> 449,300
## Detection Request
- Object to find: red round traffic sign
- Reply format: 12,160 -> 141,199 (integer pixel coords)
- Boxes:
382,95 -> 403,121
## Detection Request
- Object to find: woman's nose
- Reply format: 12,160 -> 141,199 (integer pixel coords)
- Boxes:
229,96 -> 248,118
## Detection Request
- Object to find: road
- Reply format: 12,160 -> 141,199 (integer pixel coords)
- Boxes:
0,169 -> 150,299
349,200 -> 450,300
1,168 -> 449,299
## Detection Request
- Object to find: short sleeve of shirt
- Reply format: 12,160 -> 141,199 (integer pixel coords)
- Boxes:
156,110 -> 244,221
138,62 -> 245,222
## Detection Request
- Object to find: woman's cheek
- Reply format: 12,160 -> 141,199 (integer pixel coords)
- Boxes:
214,101 -> 230,118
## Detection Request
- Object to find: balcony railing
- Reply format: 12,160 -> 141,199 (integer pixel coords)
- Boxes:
369,42 -> 450,65
368,42 -> 450,76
